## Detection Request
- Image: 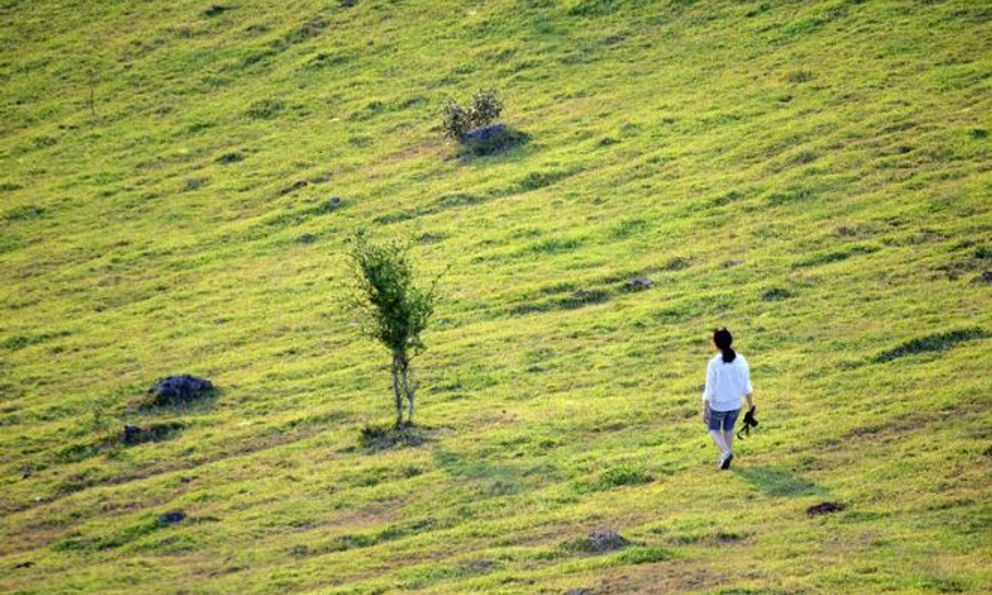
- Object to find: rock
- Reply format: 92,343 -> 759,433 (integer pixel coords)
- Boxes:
459,124 -> 529,156
147,375 -> 214,407
806,501 -> 845,517
159,511 -> 186,525
462,123 -> 507,143
13,561 -> 34,569
565,589 -> 594,595
973,271 -> 992,284
318,197 -> 343,213
296,233 -> 317,244
626,276 -> 653,291
122,425 -> 143,445
21,466 -> 32,479
585,529 -> 628,552
722,259 -> 744,268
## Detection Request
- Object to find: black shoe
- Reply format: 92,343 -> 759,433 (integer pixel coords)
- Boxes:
720,452 -> 734,470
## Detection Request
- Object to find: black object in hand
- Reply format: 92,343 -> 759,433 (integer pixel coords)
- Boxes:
736,405 -> 758,440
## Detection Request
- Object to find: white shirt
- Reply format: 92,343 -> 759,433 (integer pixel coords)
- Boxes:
702,352 -> 752,412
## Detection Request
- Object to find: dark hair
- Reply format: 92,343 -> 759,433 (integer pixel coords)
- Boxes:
712,327 -> 736,363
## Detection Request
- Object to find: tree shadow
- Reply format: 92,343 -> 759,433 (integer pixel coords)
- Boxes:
733,465 -> 826,497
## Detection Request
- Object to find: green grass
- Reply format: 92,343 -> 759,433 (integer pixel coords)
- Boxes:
2,0 -> 991,592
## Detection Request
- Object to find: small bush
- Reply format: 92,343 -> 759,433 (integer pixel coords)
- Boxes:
441,89 -> 504,141
441,101 -> 473,141
469,89 -> 502,127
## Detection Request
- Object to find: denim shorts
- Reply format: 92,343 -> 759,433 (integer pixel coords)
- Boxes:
707,408 -> 740,432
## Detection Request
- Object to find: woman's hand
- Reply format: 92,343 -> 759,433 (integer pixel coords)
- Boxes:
701,405 -> 710,424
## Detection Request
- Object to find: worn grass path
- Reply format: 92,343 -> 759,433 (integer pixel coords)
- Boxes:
2,0 -> 991,592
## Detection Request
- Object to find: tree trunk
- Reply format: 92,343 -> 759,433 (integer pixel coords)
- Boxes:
401,363 -> 415,425
391,356 -> 403,428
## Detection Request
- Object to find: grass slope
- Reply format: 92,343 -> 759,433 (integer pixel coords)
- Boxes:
2,0 -> 991,592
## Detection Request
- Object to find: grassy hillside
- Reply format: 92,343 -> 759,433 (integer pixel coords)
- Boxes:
2,0 -> 991,592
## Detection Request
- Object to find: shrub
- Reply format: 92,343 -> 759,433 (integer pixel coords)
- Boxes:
441,89 -> 504,141
441,100 -> 473,141
469,89 -> 502,127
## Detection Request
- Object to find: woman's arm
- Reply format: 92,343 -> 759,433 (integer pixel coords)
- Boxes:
701,360 -> 715,422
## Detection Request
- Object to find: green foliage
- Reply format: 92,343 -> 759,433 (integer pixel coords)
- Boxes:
441,89 -> 504,140
441,100 -> 473,141
348,231 -> 438,359
468,89 -> 503,127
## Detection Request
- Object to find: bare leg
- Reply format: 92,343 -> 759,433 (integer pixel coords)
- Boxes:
723,431 -> 734,454
708,430 -> 729,454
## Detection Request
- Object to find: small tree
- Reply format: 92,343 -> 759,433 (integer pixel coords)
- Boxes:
348,230 -> 440,427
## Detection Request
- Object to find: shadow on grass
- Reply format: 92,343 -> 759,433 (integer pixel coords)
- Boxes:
359,422 -> 431,452
733,465 -> 826,497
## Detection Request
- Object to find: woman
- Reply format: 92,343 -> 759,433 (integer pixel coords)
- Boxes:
701,327 -> 754,469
